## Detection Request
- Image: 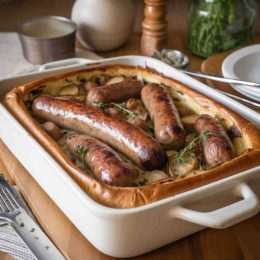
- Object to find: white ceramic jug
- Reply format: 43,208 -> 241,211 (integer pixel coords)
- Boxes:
71,0 -> 135,51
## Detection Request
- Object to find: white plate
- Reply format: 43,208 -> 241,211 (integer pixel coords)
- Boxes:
222,44 -> 260,102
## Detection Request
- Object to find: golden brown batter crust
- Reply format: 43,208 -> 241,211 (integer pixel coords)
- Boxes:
3,65 -> 260,208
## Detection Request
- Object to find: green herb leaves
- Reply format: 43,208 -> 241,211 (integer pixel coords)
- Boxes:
75,144 -> 84,154
188,0 -> 255,58
95,102 -> 139,119
175,130 -> 211,164
138,177 -> 148,186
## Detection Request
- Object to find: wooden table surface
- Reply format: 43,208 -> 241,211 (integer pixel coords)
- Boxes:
0,1 -> 260,259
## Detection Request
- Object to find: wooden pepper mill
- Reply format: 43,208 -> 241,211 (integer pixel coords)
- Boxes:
141,0 -> 168,56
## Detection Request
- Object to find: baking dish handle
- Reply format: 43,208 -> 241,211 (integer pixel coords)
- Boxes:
171,183 -> 260,229
39,58 -> 94,72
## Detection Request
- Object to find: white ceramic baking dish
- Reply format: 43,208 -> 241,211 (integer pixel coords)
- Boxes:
0,56 -> 259,258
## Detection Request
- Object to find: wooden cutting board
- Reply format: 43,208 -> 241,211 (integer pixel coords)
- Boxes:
0,252 -> 14,260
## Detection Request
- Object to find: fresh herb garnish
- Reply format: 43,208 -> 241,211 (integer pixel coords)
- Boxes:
95,102 -> 139,119
138,177 -> 148,186
188,0 -> 255,58
175,130 -> 211,164
75,144 -> 84,154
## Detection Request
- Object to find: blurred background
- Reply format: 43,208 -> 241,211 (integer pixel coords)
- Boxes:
1,0 -> 260,37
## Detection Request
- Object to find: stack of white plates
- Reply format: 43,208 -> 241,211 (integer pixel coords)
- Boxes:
222,44 -> 260,102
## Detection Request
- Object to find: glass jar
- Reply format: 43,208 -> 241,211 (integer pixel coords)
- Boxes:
188,0 -> 256,58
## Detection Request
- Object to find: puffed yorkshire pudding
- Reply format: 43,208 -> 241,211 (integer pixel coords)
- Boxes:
3,65 -> 260,208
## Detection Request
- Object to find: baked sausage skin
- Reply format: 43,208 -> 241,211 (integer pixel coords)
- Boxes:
32,96 -> 167,170
65,133 -> 137,186
141,83 -> 186,149
87,79 -> 143,104
194,114 -> 235,167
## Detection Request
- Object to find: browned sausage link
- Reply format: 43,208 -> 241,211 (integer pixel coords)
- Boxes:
87,79 -> 143,104
32,96 -> 167,170
141,83 -> 186,149
65,133 -> 137,186
42,121 -> 61,140
194,114 -> 235,167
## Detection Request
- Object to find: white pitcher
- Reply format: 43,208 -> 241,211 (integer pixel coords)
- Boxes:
71,0 -> 135,51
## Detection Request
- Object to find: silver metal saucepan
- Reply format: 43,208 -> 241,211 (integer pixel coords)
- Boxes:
16,16 -> 77,65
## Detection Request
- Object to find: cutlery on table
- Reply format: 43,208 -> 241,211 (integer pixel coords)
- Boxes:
153,49 -> 260,87
181,71 -> 260,109
0,174 -> 65,260
216,90 -> 260,109
179,69 -> 260,88
180,71 -> 260,109
152,49 -> 260,110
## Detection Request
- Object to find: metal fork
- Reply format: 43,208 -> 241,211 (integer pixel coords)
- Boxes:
0,175 -> 65,260
0,186 -> 38,259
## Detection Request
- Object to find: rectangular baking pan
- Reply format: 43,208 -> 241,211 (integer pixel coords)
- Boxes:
0,56 -> 259,258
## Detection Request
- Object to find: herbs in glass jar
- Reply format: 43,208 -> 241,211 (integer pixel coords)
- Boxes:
188,0 -> 256,58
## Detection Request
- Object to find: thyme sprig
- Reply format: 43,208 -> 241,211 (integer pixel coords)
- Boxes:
138,177 -> 148,186
75,144 -> 84,154
175,130 -> 211,164
95,102 -> 139,119
74,144 -> 88,170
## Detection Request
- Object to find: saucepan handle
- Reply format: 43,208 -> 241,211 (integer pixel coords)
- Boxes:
39,58 -> 94,72
171,183 -> 260,229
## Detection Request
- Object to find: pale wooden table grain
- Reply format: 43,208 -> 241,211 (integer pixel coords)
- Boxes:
0,252 -> 14,260
0,1 -> 260,259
